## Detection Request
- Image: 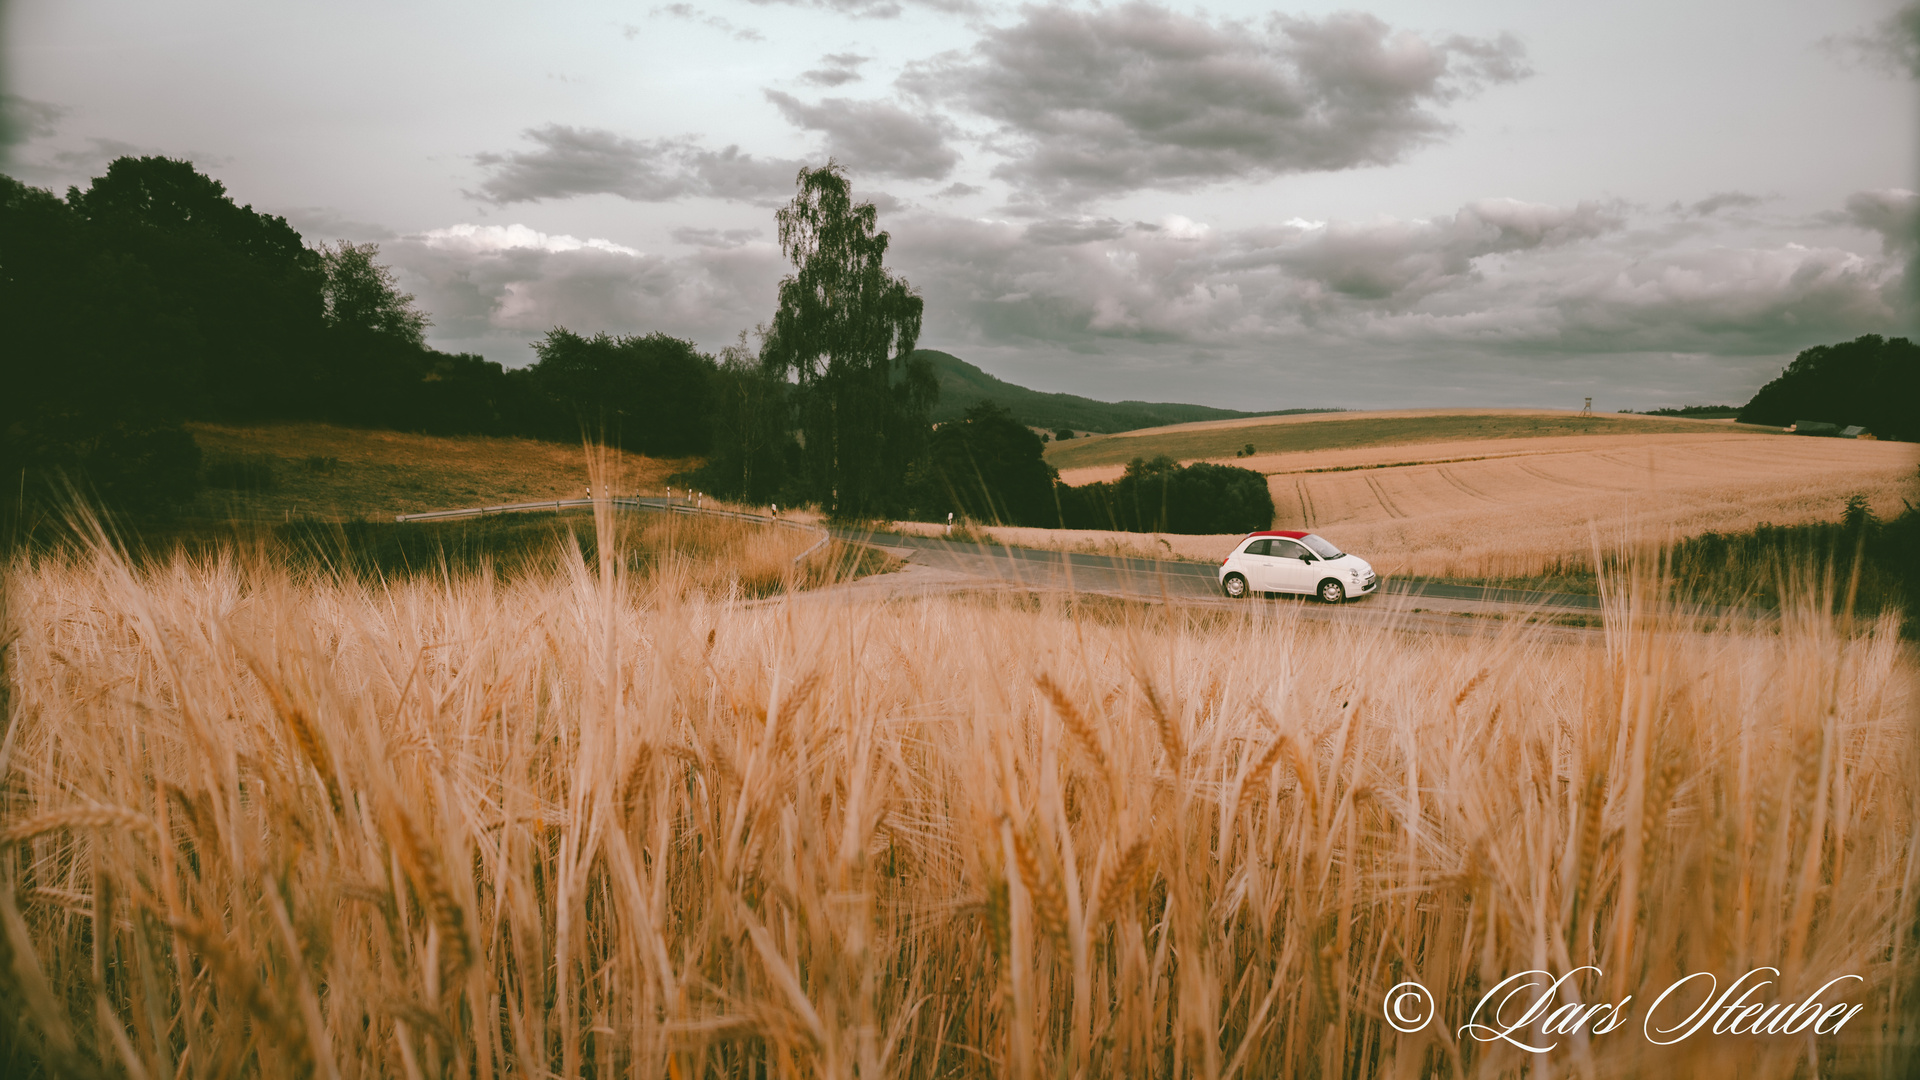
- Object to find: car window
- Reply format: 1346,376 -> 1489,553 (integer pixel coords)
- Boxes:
1272,540 -> 1309,560
1301,533 -> 1343,559
1242,539 -> 1271,556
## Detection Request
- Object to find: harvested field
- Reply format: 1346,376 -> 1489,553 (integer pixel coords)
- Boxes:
1042,408 -> 1778,473
186,421 -> 694,521
1032,418 -> 1919,581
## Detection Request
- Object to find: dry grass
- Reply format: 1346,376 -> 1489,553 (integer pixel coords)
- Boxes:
0,512 -> 1915,1078
1043,409 -> 1778,473
187,421 -> 696,521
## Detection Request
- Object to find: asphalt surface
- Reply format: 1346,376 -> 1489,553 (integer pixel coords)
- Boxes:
838,527 -> 1604,612
393,498 -> 1618,631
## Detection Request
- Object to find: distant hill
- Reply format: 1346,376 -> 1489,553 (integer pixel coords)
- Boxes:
918,350 -> 1332,434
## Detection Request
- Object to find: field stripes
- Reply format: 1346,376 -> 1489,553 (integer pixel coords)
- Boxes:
1437,466 -> 1497,504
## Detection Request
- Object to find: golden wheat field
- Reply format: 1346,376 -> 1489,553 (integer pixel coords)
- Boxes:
0,504 -> 1915,1078
1035,425 -> 1919,579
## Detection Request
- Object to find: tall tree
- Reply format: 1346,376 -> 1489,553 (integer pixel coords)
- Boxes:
705,332 -> 793,502
764,163 -> 933,517
319,240 -> 430,346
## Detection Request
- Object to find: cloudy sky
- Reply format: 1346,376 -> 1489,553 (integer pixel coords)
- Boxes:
5,0 -> 1916,409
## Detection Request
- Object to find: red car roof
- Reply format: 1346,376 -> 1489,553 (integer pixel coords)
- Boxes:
1247,529 -> 1309,539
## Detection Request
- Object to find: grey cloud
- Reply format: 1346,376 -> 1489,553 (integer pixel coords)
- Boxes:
1520,244 -> 1903,356
880,195 -> 1899,373
763,91 -> 957,179
684,145 -> 804,202
801,53 -> 870,86
900,5 -> 1529,204
1821,1 -> 1920,78
1,95 -> 65,150
636,6 -> 764,42
1025,217 -> 1129,245
386,226 -> 785,363
1681,191 -> 1763,217
742,0 -> 979,19
672,226 -> 762,247
5,134 -> 169,186
745,0 -> 902,19
932,181 -> 982,198
470,125 -> 801,205
471,126 -> 690,203
1278,199 -> 1622,301
1843,188 -> 1919,253
278,207 -> 398,242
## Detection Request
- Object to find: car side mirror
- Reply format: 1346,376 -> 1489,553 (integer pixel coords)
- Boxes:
1301,553 -> 1316,563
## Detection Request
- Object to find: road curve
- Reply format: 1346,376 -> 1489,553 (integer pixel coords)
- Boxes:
390,497 -> 1659,638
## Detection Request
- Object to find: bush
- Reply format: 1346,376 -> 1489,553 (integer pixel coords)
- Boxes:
1060,456 -> 1273,534
921,403 -> 1059,526
1665,496 -> 1920,629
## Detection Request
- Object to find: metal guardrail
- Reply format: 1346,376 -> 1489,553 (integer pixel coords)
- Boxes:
393,497 -> 832,564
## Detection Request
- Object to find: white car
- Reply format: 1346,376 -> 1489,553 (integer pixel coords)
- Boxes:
1219,530 -> 1377,603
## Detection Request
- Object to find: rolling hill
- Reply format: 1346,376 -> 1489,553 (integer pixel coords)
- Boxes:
917,350 -> 1332,433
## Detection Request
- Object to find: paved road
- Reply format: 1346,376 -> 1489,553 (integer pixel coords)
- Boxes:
839,527 -> 1604,613
392,497 -> 1623,632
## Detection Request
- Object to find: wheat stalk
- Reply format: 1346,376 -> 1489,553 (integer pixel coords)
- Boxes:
1,805 -> 158,845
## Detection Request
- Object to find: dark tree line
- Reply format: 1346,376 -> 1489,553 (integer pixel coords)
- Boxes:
4,154 -> 1272,532
0,156 -> 745,515
1738,335 -> 1920,441
1,157 -> 541,511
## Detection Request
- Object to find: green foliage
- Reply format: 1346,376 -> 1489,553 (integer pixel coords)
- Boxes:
698,335 -> 794,502
1060,456 -> 1274,534
319,240 -> 429,347
1738,335 -> 1920,440
2,157 -> 543,523
1665,499 -> 1920,630
922,403 -> 1060,526
765,164 -> 931,518
1637,405 -> 1742,418
528,329 -> 717,454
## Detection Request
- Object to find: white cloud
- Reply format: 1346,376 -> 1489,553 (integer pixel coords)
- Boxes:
419,223 -> 642,256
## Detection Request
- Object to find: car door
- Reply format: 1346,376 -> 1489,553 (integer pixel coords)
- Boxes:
1268,539 -> 1316,593
1237,539 -> 1278,591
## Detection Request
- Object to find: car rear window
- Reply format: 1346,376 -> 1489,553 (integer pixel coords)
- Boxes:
1242,539 -> 1271,556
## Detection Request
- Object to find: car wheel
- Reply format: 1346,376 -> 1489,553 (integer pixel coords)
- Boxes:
1223,573 -> 1249,599
1318,579 -> 1346,604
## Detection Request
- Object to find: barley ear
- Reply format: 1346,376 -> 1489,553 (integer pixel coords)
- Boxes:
1139,677 -> 1184,771
1095,839 -> 1151,924
1009,823 -> 1070,956
1036,672 -> 1109,772
385,805 -> 473,983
